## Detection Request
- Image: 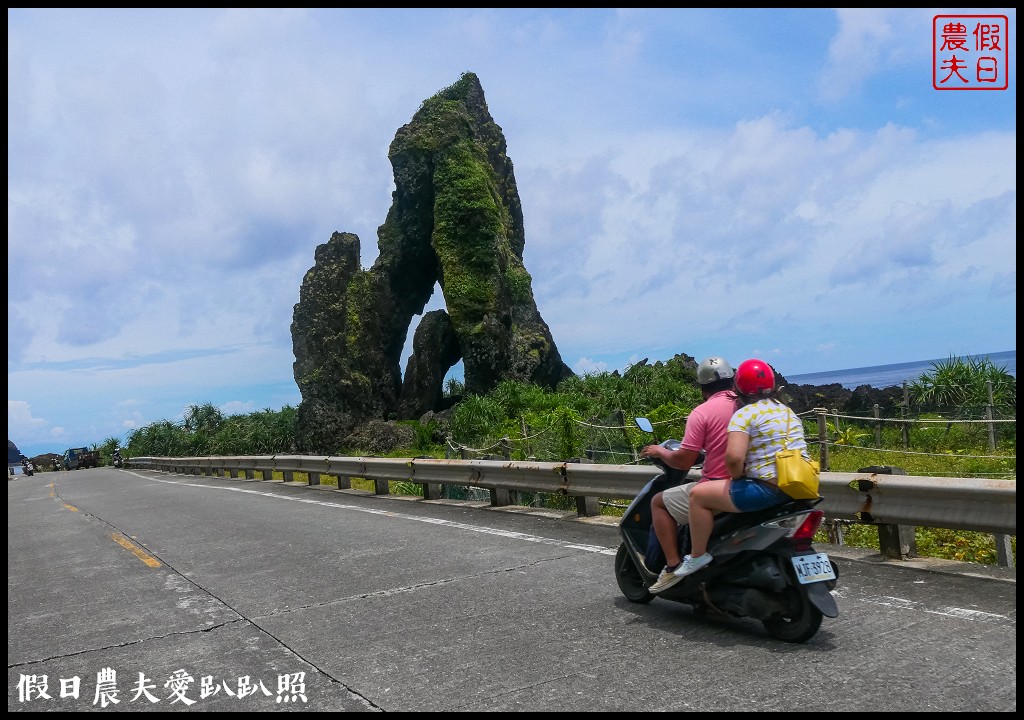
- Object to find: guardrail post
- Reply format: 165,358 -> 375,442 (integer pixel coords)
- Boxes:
995,534 -> 1014,568
308,472 -> 320,486
337,474 -> 352,490
861,465 -> 918,560
282,470 -> 294,483
423,482 -> 442,500
877,524 -> 917,560
489,488 -> 511,507
564,458 -> 600,516
575,496 -> 600,517
373,478 -> 389,495
487,438 -> 513,506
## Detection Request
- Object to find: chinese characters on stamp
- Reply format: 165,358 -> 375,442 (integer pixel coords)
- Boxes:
933,14 -> 1009,90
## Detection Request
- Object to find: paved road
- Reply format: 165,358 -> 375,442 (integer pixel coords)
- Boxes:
8,468 -> 1016,712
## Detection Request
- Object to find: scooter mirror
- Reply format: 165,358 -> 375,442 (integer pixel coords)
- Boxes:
634,417 -> 654,434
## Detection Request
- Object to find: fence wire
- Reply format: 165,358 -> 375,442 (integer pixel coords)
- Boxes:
447,408 -> 1016,470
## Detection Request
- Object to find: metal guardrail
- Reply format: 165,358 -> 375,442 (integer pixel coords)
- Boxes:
126,454 -> 1015,535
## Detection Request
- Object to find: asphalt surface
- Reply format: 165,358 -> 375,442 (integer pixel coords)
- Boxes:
8,468 -> 1016,712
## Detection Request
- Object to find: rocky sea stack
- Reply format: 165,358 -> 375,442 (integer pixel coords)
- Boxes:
774,372 -> 907,416
291,73 -> 572,452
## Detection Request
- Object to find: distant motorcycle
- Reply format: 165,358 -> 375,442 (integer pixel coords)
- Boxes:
112,450 -> 124,469
21,460 -> 35,477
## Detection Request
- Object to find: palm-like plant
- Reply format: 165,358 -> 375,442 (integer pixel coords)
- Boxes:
450,394 -> 506,446
909,355 -> 1016,414
99,436 -> 121,464
549,406 -> 585,460
183,403 -> 225,435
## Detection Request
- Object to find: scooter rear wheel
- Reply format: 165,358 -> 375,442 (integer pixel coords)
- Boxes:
615,543 -> 654,604
762,587 -> 823,643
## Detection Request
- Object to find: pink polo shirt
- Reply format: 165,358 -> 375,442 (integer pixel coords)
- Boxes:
680,390 -> 738,480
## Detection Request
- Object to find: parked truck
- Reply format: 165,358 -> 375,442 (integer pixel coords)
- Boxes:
63,447 -> 100,470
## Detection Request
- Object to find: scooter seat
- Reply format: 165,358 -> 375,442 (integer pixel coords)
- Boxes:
712,497 -> 819,536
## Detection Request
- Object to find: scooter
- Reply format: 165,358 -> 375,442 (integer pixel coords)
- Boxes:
614,418 -> 839,643
112,452 -> 124,469
21,460 -> 35,477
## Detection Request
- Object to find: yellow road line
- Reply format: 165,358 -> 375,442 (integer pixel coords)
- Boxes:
63,504 -> 79,512
111,533 -> 162,568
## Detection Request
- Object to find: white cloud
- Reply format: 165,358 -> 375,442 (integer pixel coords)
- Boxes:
818,8 -> 931,101
9,401 -> 47,433
573,357 -> 608,375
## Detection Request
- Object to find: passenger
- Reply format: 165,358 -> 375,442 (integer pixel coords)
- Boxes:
675,358 -> 802,579
642,356 -> 738,594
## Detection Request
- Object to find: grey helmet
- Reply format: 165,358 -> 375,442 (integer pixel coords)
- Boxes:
696,356 -> 735,385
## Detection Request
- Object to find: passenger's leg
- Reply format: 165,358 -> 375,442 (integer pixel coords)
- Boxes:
688,480 -> 739,558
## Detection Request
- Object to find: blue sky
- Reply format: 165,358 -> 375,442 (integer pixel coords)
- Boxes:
8,8 -> 1017,458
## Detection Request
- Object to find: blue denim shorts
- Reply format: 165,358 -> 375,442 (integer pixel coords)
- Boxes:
729,477 -> 789,512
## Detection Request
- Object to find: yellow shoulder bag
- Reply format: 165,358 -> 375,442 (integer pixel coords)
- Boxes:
774,408 -> 821,500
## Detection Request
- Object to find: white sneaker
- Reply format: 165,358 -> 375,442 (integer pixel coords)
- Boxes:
649,566 -> 684,594
674,553 -> 713,578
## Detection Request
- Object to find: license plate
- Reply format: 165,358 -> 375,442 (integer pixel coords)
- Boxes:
792,553 -> 836,584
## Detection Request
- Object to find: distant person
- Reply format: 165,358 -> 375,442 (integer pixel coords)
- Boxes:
640,356 -> 739,594
676,358 -> 802,579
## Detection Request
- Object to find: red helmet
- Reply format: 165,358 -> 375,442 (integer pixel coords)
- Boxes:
735,359 -> 775,396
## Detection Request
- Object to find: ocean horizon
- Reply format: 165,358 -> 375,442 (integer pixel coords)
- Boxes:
785,350 -> 1016,391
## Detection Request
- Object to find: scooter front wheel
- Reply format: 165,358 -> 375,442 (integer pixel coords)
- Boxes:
614,543 -> 654,604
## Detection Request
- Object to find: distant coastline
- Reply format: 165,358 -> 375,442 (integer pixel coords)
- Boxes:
785,350 -> 1015,391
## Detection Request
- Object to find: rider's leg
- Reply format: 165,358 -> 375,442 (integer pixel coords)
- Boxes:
651,492 -> 682,569
688,479 -> 739,558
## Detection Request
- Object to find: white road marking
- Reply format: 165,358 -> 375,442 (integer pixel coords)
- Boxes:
129,472 -> 1012,624
834,590 -> 1010,623
135,471 -> 618,556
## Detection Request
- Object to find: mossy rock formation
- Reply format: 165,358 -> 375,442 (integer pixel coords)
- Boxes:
291,72 -> 573,452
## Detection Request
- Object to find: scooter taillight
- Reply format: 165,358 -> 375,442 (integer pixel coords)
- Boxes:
791,509 -> 825,545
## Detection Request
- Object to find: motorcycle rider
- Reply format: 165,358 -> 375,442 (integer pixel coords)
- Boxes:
678,359 -> 802,580
112,447 -> 123,467
641,356 -> 739,594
